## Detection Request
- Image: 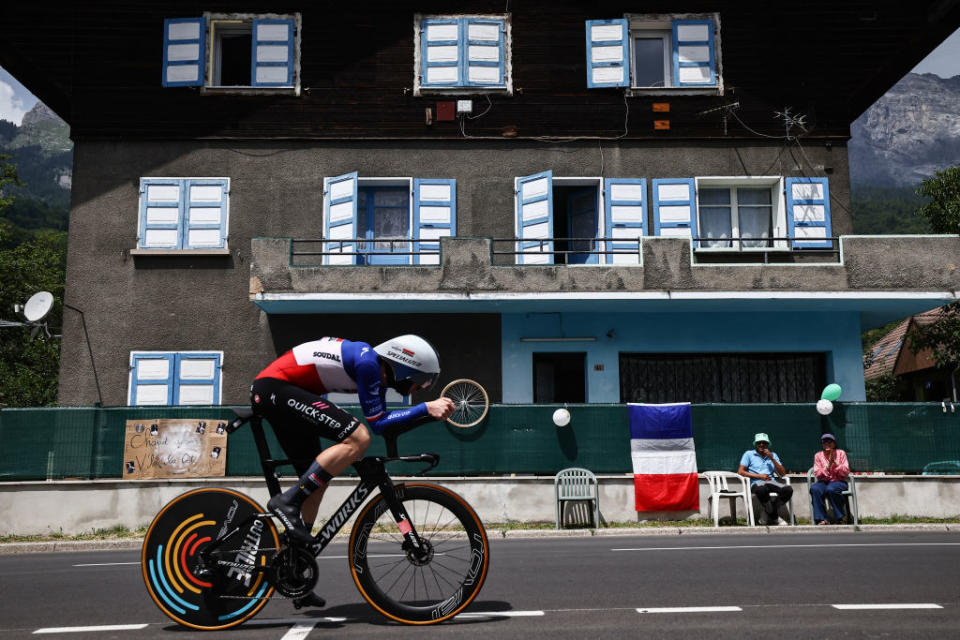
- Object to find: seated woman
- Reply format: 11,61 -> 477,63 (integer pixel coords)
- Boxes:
810,433 -> 850,525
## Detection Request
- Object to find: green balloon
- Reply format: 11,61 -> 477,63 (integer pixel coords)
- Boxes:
821,383 -> 842,401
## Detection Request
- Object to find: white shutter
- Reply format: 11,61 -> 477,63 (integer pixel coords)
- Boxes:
652,179 -> 698,240
184,179 -> 228,249
175,353 -> 222,405
413,179 -> 456,265
672,20 -> 716,86
786,178 -> 833,249
516,171 -> 554,265
324,172 -> 359,265
585,19 -> 629,88
139,179 -> 183,249
252,18 -> 294,86
421,18 -> 461,86
129,353 -> 175,405
162,18 -> 205,87
604,179 -> 646,264
465,18 -> 505,87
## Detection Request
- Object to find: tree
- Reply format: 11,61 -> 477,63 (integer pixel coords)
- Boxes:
0,154 -> 66,406
0,152 -> 23,211
915,166 -> 960,233
907,302 -> 960,370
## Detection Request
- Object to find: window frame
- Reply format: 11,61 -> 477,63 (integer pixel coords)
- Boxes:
357,178 -> 414,264
693,176 -> 786,252
163,13 -> 301,95
413,13 -> 513,96
134,177 -> 230,253
128,350 -> 224,406
624,13 -> 722,96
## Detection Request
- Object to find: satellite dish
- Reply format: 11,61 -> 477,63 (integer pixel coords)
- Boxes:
23,291 -> 54,322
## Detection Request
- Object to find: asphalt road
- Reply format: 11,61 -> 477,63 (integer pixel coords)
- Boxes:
2,531 -> 959,639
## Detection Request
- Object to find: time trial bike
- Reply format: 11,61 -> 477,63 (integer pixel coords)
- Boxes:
141,379 -> 490,630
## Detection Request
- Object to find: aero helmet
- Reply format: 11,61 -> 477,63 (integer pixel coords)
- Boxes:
373,334 -> 441,395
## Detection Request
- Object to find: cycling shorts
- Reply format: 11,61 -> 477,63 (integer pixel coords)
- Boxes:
250,377 -> 362,475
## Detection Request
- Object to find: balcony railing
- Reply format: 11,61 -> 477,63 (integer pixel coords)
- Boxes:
290,236 -> 841,266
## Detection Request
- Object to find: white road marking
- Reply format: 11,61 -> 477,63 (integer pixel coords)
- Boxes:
279,621 -> 319,639
637,606 -> 742,613
459,610 -> 545,618
72,562 -> 140,567
612,543 -> 960,552
34,624 -> 149,634
832,604 -> 943,610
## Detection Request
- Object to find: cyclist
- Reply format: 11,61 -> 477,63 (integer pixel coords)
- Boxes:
250,334 -> 454,608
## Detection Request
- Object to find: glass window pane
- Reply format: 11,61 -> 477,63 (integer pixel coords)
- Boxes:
737,188 -> 771,206
633,38 -> 664,87
374,190 -> 408,207
699,188 -> 730,205
739,207 -> 772,248
700,206 -> 732,248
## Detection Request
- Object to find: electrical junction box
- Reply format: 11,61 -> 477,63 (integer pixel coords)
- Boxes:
456,100 -> 473,115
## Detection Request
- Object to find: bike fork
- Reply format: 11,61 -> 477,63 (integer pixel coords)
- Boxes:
378,478 -> 430,561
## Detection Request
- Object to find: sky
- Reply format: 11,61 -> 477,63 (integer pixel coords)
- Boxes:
0,28 -> 958,126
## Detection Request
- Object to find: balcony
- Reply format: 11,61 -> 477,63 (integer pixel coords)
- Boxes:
249,235 -> 960,323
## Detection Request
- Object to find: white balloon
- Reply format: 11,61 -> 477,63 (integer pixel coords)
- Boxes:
816,399 -> 834,416
552,408 -> 571,427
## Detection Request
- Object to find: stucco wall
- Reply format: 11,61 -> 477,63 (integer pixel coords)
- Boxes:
59,138 -> 857,406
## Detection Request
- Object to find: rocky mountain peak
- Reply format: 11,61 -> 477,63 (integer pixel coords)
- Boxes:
20,102 -> 60,128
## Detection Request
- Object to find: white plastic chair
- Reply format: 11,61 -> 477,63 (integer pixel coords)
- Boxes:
703,471 -> 755,527
807,467 -> 859,525
554,468 -> 600,529
751,476 -> 796,526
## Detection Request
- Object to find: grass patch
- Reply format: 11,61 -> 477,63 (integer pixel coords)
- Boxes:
0,525 -> 147,543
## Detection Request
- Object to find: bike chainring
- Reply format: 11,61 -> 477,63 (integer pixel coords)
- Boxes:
267,546 -> 319,598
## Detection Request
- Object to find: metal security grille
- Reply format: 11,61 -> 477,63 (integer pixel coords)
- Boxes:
618,353 -> 827,403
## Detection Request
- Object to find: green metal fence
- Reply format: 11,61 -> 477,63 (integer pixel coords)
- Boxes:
1,403 -> 959,480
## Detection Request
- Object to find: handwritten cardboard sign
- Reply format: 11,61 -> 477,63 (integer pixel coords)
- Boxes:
123,419 -> 228,479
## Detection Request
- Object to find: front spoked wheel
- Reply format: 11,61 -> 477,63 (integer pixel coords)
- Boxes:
141,488 -> 280,630
348,483 -> 489,624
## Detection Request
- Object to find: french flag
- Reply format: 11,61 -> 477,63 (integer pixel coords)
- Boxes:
629,402 -> 699,511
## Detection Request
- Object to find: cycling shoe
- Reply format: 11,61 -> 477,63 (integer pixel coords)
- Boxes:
293,592 -> 326,609
267,494 -> 311,540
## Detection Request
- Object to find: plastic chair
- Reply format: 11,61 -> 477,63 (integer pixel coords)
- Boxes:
921,460 -> 960,475
806,467 -> 859,525
554,468 -> 600,529
703,471 -> 755,527
751,476 -> 795,526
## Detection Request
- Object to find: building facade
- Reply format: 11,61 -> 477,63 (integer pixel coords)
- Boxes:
2,1 -> 959,408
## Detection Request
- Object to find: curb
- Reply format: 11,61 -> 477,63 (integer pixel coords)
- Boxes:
1,523 -> 955,554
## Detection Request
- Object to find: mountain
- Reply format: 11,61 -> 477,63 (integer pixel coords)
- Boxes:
850,73 -> 960,188
0,103 -> 72,235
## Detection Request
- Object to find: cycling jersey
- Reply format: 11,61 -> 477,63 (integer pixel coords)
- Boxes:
255,337 -> 428,434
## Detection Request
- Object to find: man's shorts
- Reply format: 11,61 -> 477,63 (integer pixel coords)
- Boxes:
250,377 -> 362,476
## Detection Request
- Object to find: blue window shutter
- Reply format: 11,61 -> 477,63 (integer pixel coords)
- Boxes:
786,177 -> 832,249
413,179 -> 456,266
585,19 -> 629,88
174,353 -> 222,405
604,178 -> 646,265
672,20 -> 716,87
324,172 -> 359,265
183,179 -> 228,249
652,179 -> 697,241
464,18 -> 505,87
516,171 -> 554,265
251,18 -> 295,87
139,178 -> 184,249
130,353 -> 175,406
163,18 -> 205,87
421,18 -> 462,87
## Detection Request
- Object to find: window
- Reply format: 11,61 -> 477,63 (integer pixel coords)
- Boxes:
129,352 -> 222,406
533,353 -> 586,403
162,13 -> 300,92
323,173 -> 456,265
137,178 -> 229,250
515,172 -> 646,265
415,14 -> 511,94
585,14 -> 720,91
619,353 -> 826,403
651,176 -> 832,250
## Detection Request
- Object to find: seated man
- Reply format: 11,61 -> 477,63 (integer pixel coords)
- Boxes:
738,432 -> 793,525
810,433 -> 850,525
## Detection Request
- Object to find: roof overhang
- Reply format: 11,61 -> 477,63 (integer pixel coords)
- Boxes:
252,290 -> 956,329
